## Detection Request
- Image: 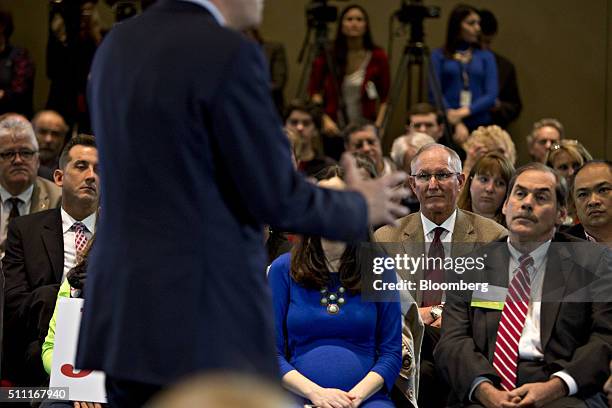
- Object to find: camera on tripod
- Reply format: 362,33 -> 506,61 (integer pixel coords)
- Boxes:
395,0 -> 440,25
305,0 -> 348,27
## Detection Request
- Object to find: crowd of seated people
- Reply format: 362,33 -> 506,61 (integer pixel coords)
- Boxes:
0,2 -> 610,408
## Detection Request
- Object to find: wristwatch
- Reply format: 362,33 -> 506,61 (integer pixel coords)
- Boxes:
430,304 -> 444,321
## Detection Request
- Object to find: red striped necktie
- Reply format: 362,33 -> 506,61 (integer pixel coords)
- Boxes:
421,226 -> 445,307
492,254 -> 534,391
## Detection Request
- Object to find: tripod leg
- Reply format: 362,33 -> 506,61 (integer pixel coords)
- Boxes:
425,49 -> 454,147
381,50 -> 411,143
295,42 -> 315,100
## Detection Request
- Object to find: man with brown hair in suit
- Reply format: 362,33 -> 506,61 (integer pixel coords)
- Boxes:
3,135 -> 97,386
375,143 -> 507,408
436,163 -> 612,407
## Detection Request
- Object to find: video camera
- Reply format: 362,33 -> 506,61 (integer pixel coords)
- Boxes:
395,0 -> 440,25
305,0 -> 348,27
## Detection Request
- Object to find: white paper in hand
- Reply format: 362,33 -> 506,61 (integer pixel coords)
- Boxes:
49,297 -> 107,403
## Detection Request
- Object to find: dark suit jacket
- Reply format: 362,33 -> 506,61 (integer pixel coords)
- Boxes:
435,233 -> 612,403
2,208 -> 63,384
77,0 -> 368,386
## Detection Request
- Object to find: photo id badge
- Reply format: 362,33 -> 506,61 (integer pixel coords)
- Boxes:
460,90 -> 472,107
366,81 -> 379,100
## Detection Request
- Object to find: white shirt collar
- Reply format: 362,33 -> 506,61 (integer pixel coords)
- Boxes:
507,237 -> 551,267
178,0 -> 226,25
0,183 -> 34,204
420,209 -> 457,236
61,207 -> 97,235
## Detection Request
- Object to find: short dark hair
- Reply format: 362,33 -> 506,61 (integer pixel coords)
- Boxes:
0,12 -> 14,40
59,134 -> 96,169
506,162 -> 568,209
573,160 -> 612,189
283,99 -> 322,132
407,102 -> 444,125
342,120 -> 378,146
478,9 -> 498,36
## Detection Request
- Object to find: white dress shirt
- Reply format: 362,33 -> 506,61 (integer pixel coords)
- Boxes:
469,239 -> 578,400
178,0 -> 226,25
61,208 -> 96,281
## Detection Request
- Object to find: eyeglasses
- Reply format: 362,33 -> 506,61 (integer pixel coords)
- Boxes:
352,139 -> 378,149
0,149 -> 38,161
411,172 -> 460,183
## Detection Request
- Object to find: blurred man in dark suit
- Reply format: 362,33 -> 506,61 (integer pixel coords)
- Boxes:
76,1 -> 409,406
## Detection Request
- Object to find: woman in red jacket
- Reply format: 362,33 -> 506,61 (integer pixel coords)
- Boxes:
308,5 -> 390,136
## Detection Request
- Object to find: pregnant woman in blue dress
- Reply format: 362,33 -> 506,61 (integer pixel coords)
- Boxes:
268,175 -> 401,408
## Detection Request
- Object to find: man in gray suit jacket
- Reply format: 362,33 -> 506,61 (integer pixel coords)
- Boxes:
375,144 -> 507,407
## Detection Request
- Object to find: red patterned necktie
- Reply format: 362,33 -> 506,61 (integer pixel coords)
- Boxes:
73,222 -> 88,254
422,226 -> 445,307
492,254 -> 534,391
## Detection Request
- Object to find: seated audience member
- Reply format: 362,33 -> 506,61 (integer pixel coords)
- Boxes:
545,139 -> 593,185
0,12 -> 35,117
40,237 -> 101,408
458,153 -> 515,226
2,135 -> 98,386
527,118 -> 563,163
32,110 -> 69,181
566,160 -> 612,247
375,144 -> 507,408
269,175 -> 401,408
391,132 -> 435,174
546,140 -> 594,226
478,9 -> 522,128
344,121 -> 394,177
406,103 -> 445,143
463,125 -> 516,176
0,116 -> 61,256
436,162 -> 612,407
284,99 -> 335,177
407,102 -> 466,160
391,132 -> 435,213
148,373 -> 292,408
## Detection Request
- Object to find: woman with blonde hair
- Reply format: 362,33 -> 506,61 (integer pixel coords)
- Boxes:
545,139 -> 593,184
462,125 -> 516,176
458,153 -> 515,226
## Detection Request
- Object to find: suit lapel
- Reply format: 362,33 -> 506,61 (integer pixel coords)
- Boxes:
30,179 -> 50,213
482,242 -> 511,361
540,243 -> 571,350
451,210 -> 478,257
402,214 -> 425,304
41,209 -> 64,282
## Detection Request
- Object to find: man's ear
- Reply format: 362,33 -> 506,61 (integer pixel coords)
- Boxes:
407,176 -> 416,192
53,169 -> 64,187
456,173 -> 466,190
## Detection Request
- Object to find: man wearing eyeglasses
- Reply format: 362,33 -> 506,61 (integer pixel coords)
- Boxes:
0,116 -> 61,257
344,121 -> 395,178
527,118 -> 563,164
375,143 -> 506,408
32,110 -> 69,181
